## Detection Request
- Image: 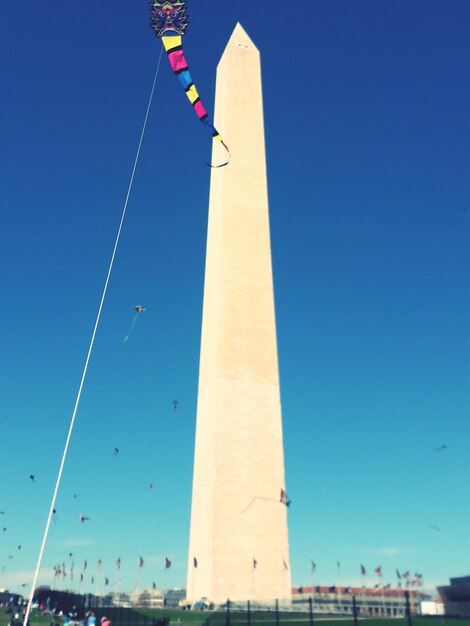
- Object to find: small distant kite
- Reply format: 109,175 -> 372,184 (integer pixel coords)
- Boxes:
79,513 -> 91,523
148,483 -> 154,490
114,447 -> 119,456
124,306 -> 146,343
17,545 -> 21,550
29,474 -> 35,482
173,400 -> 179,412
2,527 -> 7,533
280,488 -> 291,507
434,444 -> 447,452
149,1 -> 230,167
429,525 -> 441,532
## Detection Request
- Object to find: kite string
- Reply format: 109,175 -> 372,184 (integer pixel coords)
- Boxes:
22,48 -> 164,626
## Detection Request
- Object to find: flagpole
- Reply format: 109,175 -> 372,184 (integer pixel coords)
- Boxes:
310,561 -> 315,615
336,562 -> 342,615
192,557 -> 198,604
96,561 -> 101,598
115,559 -> 121,605
360,566 -> 366,617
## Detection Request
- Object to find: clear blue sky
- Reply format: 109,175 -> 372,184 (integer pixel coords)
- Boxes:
1,0 -> 469,598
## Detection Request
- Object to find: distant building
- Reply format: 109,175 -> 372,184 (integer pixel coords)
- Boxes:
438,576 -> 470,617
34,587 -> 85,616
127,589 -> 164,609
90,588 -> 185,609
164,589 -> 186,608
292,586 -> 429,616
0,591 -> 22,606
420,600 -> 445,615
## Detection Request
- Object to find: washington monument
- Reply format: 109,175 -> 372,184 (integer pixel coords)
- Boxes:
186,24 -> 291,605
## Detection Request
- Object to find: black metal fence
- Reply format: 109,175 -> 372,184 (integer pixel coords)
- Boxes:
200,593 -> 416,626
81,596 -> 413,626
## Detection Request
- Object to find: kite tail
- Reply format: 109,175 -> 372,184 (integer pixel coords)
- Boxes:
162,36 -> 230,167
123,313 -> 139,343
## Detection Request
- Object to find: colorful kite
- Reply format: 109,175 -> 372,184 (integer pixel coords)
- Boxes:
149,1 -> 230,166
123,305 -> 146,343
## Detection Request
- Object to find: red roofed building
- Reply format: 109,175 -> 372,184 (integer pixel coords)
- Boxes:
292,585 -> 430,617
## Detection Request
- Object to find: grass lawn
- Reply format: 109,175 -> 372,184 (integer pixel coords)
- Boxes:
3,606 -> 470,626
0,607 -> 54,626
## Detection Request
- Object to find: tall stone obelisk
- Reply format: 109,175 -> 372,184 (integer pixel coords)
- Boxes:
186,24 -> 291,605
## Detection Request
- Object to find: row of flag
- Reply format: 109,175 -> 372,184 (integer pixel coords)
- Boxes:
310,561 -> 423,585
52,556 -> 172,578
192,557 -> 289,571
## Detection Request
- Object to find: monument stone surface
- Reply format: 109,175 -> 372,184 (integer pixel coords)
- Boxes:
186,23 -> 291,605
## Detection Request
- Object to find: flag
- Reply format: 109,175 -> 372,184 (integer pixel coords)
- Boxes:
374,566 -> 382,577
153,582 -> 157,590
337,561 -> 341,573
396,569 -> 402,579
97,559 -> 102,572
361,564 -> 366,576
193,557 -> 198,568
91,577 -> 94,584
139,557 -> 144,568
311,560 -> 316,572
80,573 -> 83,583
280,489 -> 291,507
165,557 -> 172,569
116,558 -> 121,570
105,577 -> 109,586
253,559 -> 257,569
83,559 -> 87,570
